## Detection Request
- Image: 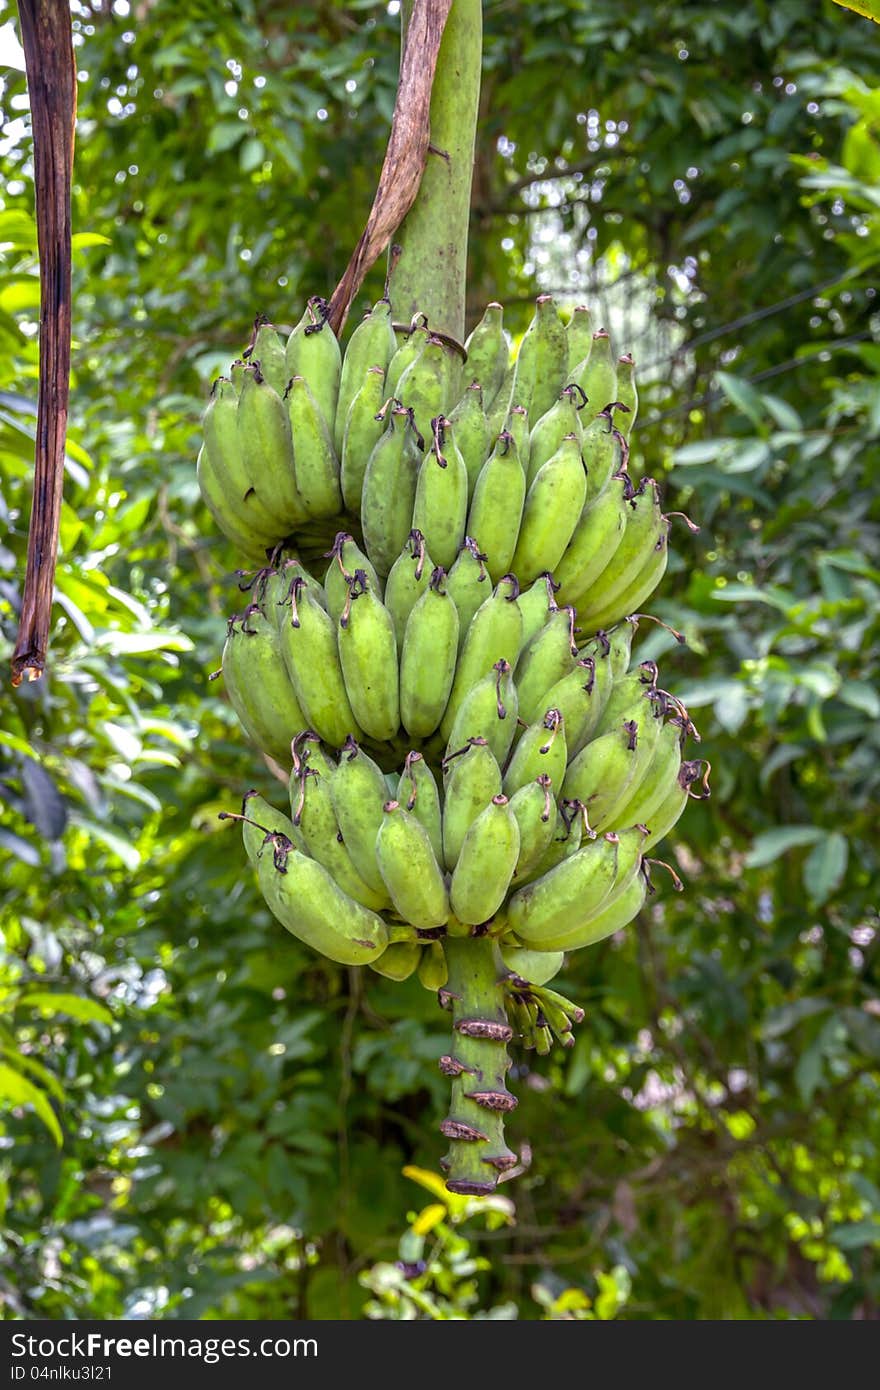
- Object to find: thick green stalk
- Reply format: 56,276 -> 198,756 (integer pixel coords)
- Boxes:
389,0 -> 482,344
440,931 -> 518,1193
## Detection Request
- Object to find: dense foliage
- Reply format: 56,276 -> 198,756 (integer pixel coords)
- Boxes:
0,0 -> 878,1319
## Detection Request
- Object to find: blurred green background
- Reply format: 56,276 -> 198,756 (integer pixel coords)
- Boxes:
1,0 -> 878,1320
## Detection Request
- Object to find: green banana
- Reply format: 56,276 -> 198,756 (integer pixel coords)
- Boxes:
465,429 -> 526,583
464,301 -> 509,408
450,794 -> 521,926
502,708 -> 568,798
375,800 -> 450,928
330,735 -> 391,894
565,305 -> 593,374
573,328 -> 617,411
516,571 -> 560,646
616,353 -> 638,437
443,658 -> 518,768
612,719 -> 683,830
514,605 -> 579,725
337,569 -> 399,742
511,294 -> 569,423
201,378 -> 280,538
594,663 -> 660,737
580,527 -> 670,632
411,416 -> 469,569
521,801 -> 584,883
361,404 -> 422,578
440,574 -> 523,739
285,374 -> 343,518
340,364 -> 387,512
237,364 -> 307,529
237,790 -> 298,867
289,764 -> 388,910
527,385 -> 586,489
196,444 -> 273,562
417,940 -> 448,992
508,774 -> 557,879
506,403 -> 530,463
500,945 -> 564,988
643,759 -> 709,850
370,940 -> 422,982
278,576 -> 362,747
399,566 -> 460,738
221,604 -> 306,766
505,831 -> 621,946
445,536 -> 492,650
581,405 -> 627,504
554,473 -> 630,609
323,532 -> 382,625
247,318 -> 289,398
334,297 -> 397,453
531,856 -> 648,954
510,434 -> 588,584
575,481 -> 665,630
485,358 -> 515,440
385,315 -> 430,401
285,298 -> 342,430
384,528 -> 433,645
448,381 -> 489,501
540,659 -> 601,759
261,556 -> 326,630
396,750 -> 444,866
395,335 -> 458,445
441,737 -> 502,869
562,723 -> 640,833
255,831 -> 388,965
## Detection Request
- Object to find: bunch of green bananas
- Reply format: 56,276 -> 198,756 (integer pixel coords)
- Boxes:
203,291 -> 708,1193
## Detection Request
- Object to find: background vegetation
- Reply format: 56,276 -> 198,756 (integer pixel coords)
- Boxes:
1,0 -> 878,1320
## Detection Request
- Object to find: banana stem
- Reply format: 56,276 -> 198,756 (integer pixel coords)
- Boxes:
440,932 -> 518,1193
388,0 -> 482,344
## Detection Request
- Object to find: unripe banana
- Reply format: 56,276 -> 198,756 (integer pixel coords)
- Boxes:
522,802 -> 584,883
376,799 -> 450,928
527,385 -> 586,489
562,723 -> 639,833
196,444 -> 273,561
441,738 -> 502,869
506,403 -> 530,463
239,790 -> 299,868
334,297 -> 397,453
529,828 -> 649,952
395,334 -> 458,446
540,659 -> 601,760
514,605 -> 579,725
289,763 -> 389,910
370,940 -> 422,981
565,305 -> 593,375
444,658 -> 518,768
201,378 -> 279,539
643,759 -> 708,850
508,774 -> 557,878
465,429 -> 526,583
221,604 -> 306,767
385,315 -> 430,401
616,354 -> 638,438
384,529 -> 433,645
445,536 -> 492,651
247,319 -> 290,398
278,577 -> 362,746
594,664 -> 660,737
450,794 -> 520,925
448,381 -> 489,501
340,364 -> 387,512
573,328 -> 617,411
500,945 -> 565,988
612,719 -> 683,831
440,575 -> 523,740
485,358 -> 515,439
505,831 -> 621,947
516,572 -> 560,646
285,374 -> 342,519
411,416 -> 469,569
510,434 -> 587,584
262,556 -> 326,630
337,569 -> 399,742
464,301 -> 509,408
396,750 -> 444,866
502,708 -> 568,798
285,299 -> 342,430
575,480 -> 665,631
237,365 -> 307,529
512,294 -> 569,423
417,940 -> 448,992
323,533 -> 382,625
330,736 -> 391,894
361,404 -> 422,578
554,473 -> 630,609
400,566 -> 460,738
580,527 -> 669,633
256,832 -> 388,965
581,405 -> 627,504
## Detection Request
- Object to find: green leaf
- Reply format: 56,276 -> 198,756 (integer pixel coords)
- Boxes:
0,1062 -> 62,1146
20,992 -> 113,1025
830,1221 -> 880,1251
716,372 -> 766,429
838,680 -> 880,717
745,825 -> 824,867
803,832 -> 848,906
